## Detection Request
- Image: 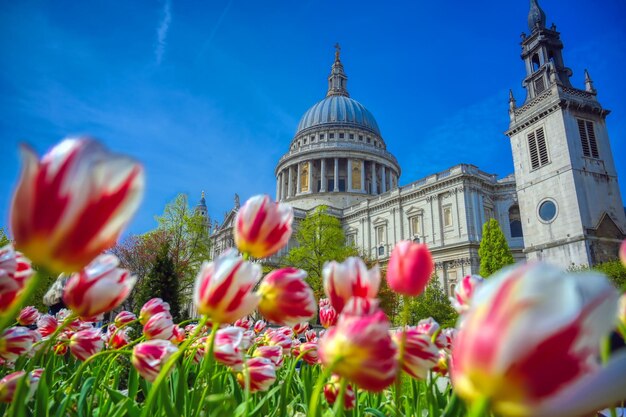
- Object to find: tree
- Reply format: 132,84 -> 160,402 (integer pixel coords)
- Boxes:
0,227 -> 10,246
408,275 -> 458,328
282,206 -> 358,299
478,218 -> 515,277
135,242 -> 182,322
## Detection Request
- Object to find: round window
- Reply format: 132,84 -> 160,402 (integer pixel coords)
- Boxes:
538,200 -> 557,222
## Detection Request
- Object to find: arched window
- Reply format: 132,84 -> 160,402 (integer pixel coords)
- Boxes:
532,54 -> 541,72
509,205 -> 523,238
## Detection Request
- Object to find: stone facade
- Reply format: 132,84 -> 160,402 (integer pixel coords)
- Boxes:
203,1 -> 625,294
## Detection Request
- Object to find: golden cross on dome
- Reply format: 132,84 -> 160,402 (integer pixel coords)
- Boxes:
334,43 -> 341,61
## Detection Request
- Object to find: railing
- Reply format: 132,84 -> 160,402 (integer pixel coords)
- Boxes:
276,141 -> 399,166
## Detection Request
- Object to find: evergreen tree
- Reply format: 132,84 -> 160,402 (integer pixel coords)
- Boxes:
478,218 -> 515,277
136,242 -> 182,322
408,275 -> 458,328
0,227 -> 10,246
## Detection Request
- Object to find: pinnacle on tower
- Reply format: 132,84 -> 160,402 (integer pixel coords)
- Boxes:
326,43 -> 349,98
528,0 -> 546,32
584,69 -> 596,93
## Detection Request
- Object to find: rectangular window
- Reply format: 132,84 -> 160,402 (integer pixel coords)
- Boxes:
339,133 -> 345,139
376,226 -> 385,244
577,119 -> 599,158
329,133 -> 335,139
320,134 -> 325,140
443,205 -> 453,228
409,215 -> 421,237
527,126 -> 549,170
346,234 -> 356,246
359,135 -> 363,141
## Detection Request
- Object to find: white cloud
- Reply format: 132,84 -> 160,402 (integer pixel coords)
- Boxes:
155,0 -> 172,65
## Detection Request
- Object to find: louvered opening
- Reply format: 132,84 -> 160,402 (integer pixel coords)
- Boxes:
536,127 -> 549,165
528,131 -> 540,169
534,77 -> 546,94
586,121 -> 599,158
578,119 -> 590,157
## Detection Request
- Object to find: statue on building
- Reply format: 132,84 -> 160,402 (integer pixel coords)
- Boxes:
234,193 -> 240,209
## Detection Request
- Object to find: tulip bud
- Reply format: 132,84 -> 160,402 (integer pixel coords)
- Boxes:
63,254 -> 136,319
234,316 -> 253,330
0,245 -> 34,312
392,328 -> 439,380
132,340 -> 178,382
214,327 -> 244,371
292,321 -> 310,335
69,328 -> 104,361
299,342 -> 319,365
193,250 -> 261,324
319,305 -> 338,328
108,329 -> 130,350
324,375 -> 356,410
0,327 -> 34,361
253,345 -> 284,368
450,274 -> 484,314
253,320 -> 267,334
234,195 -> 293,259
37,314 -> 58,337
17,306 -> 39,326
305,329 -> 318,343
170,326 -> 186,345
237,357 -> 276,393
257,268 -> 316,326
143,312 -> 174,340
139,298 -> 170,325
323,257 -> 380,314
0,369 -> 43,403
386,241 -> 433,296
114,311 -> 137,327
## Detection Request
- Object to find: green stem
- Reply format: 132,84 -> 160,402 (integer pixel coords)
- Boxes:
307,364 -> 334,417
468,396 -> 490,417
600,336 -> 618,417
193,322 -> 220,416
395,295 -> 411,417
0,269 -> 43,331
332,377 -> 348,417
280,348 -> 315,417
242,361 -> 251,417
140,315 -> 209,417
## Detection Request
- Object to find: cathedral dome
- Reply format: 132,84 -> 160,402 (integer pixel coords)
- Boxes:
296,95 -> 381,136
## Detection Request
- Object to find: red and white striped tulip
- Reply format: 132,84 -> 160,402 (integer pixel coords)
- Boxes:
432,350 -> 449,377
393,327 -> 439,380
63,254 -> 136,319
0,245 -> 34,311
114,311 -> 136,327
415,317 -> 440,338
237,357 -> 277,393
169,326 -> 186,345
139,298 -> 170,325
253,320 -> 267,334
450,274 -> 484,314
142,312 -> 174,340
10,138 -> 144,274
293,321 -> 309,335
253,345 -> 284,368
324,375 -> 356,410
234,195 -> 293,259
266,330 -> 293,354
0,369 -> 43,403
234,316 -> 253,330
342,296 -> 380,316
0,327 -> 34,361
108,329 -> 130,350
305,329 -> 318,343
319,298 -> 331,309
17,306 -> 39,326
131,340 -> 178,382
257,268 -> 316,326
386,241 -> 433,296
323,257 -> 380,314
214,327 -> 244,370
319,310 -> 398,392
193,249 -> 261,324
319,305 -> 338,328
69,328 -> 104,361
299,341 -> 320,365
437,328 -> 457,352
37,314 -> 58,337
451,262 -> 626,417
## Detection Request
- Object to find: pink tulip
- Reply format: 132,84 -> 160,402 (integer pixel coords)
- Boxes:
139,298 -> 170,325
169,326 -> 186,345
450,274 -> 484,314
393,328 -> 439,380
257,268 -> 316,326
323,257 -> 380,314
237,357 -> 276,393
214,327 -> 244,370
142,312 -> 174,340
37,314 -> 58,337
234,195 -> 293,259
305,329 -> 318,343
432,350 -> 449,376
386,241 -> 433,296
319,305 -> 338,328
342,296 -> 380,316
319,310 -> 398,392
10,138 -> 144,274
253,345 -> 284,368
69,328 -> 104,361
620,239 -> 626,267
114,311 -> 137,327
193,249 -> 261,323
293,321 -> 310,335
108,329 -> 130,350
17,306 -> 39,326
0,369 -> 43,403
234,316 -> 254,330
266,330 -> 293,354
132,340 -> 178,382
415,317 -> 440,338
241,329 -> 255,350
451,262 -> 626,417
253,320 -> 267,334
0,327 -> 34,361
299,342 -> 319,365
0,245 -> 34,312
438,328 -> 457,352
63,254 -> 136,319
324,375 -> 356,410
618,293 -> 626,328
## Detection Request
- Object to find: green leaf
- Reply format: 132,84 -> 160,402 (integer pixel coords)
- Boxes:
35,372 -> 50,417
78,377 -> 96,417
363,407 -> 387,417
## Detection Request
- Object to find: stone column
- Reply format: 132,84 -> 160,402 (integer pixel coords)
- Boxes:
333,158 -> 339,192
287,166 -> 293,198
347,160 -> 353,192
276,173 -> 280,200
382,166 -> 387,193
371,162 -> 378,195
320,159 -> 326,192
360,160 -> 365,192
307,161 -> 313,193
296,163 -> 302,194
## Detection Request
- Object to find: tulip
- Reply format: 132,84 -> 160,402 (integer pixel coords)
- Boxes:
392,328 -> 439,380
305,329 -> 318,343
139,298 -> 170,325
0,327 -> 34,361
257,268 -> 316,326
63,254 -> 136,319
415,317 -> 440,338
193,249 -> 261,324
450,274 -> 484,314
69,328 -> 104,361
437,328 -> 457,352
234,195 -> 293,259
114,311 -> 136,327
214,327 -> 244,370
324,375 -> 356,410
0,369 -> 42,403
266,331 -> 293,354
241,329 -> 255,350
253,345 -> 284,368
10,138 -> 144,274
323,257 -> 380,314
386,241 -> 433,296
143,312 -> 174,340
108,329 -> 130,350
131,340 -> 178,382
451,262 -> 626,417
299,341 -> 320,365
274,326 -> 294,338
319,305 -> 338,328
618,293 -> 626,328
0,245 -> 34,311
432,350 -> 449,377
37,314 -> 58,337
234,316 -> 253,330
342,296 -> 380,316
170,326 -> 186,345
17,306 -> 39,326
237,357 -> 276,393
318,310 -> 397,391
620,239 -> 626,267
253,320 -> 267,334
189,336 -> 208,364
293,321 -> 309,335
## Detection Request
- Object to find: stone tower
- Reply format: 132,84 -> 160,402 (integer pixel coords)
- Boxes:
505,0 -> 626,267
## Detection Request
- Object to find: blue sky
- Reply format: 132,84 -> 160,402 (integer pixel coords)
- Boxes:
1,0 -> 625,236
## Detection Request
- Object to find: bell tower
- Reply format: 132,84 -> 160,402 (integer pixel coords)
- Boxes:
505,0 -> 626,267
